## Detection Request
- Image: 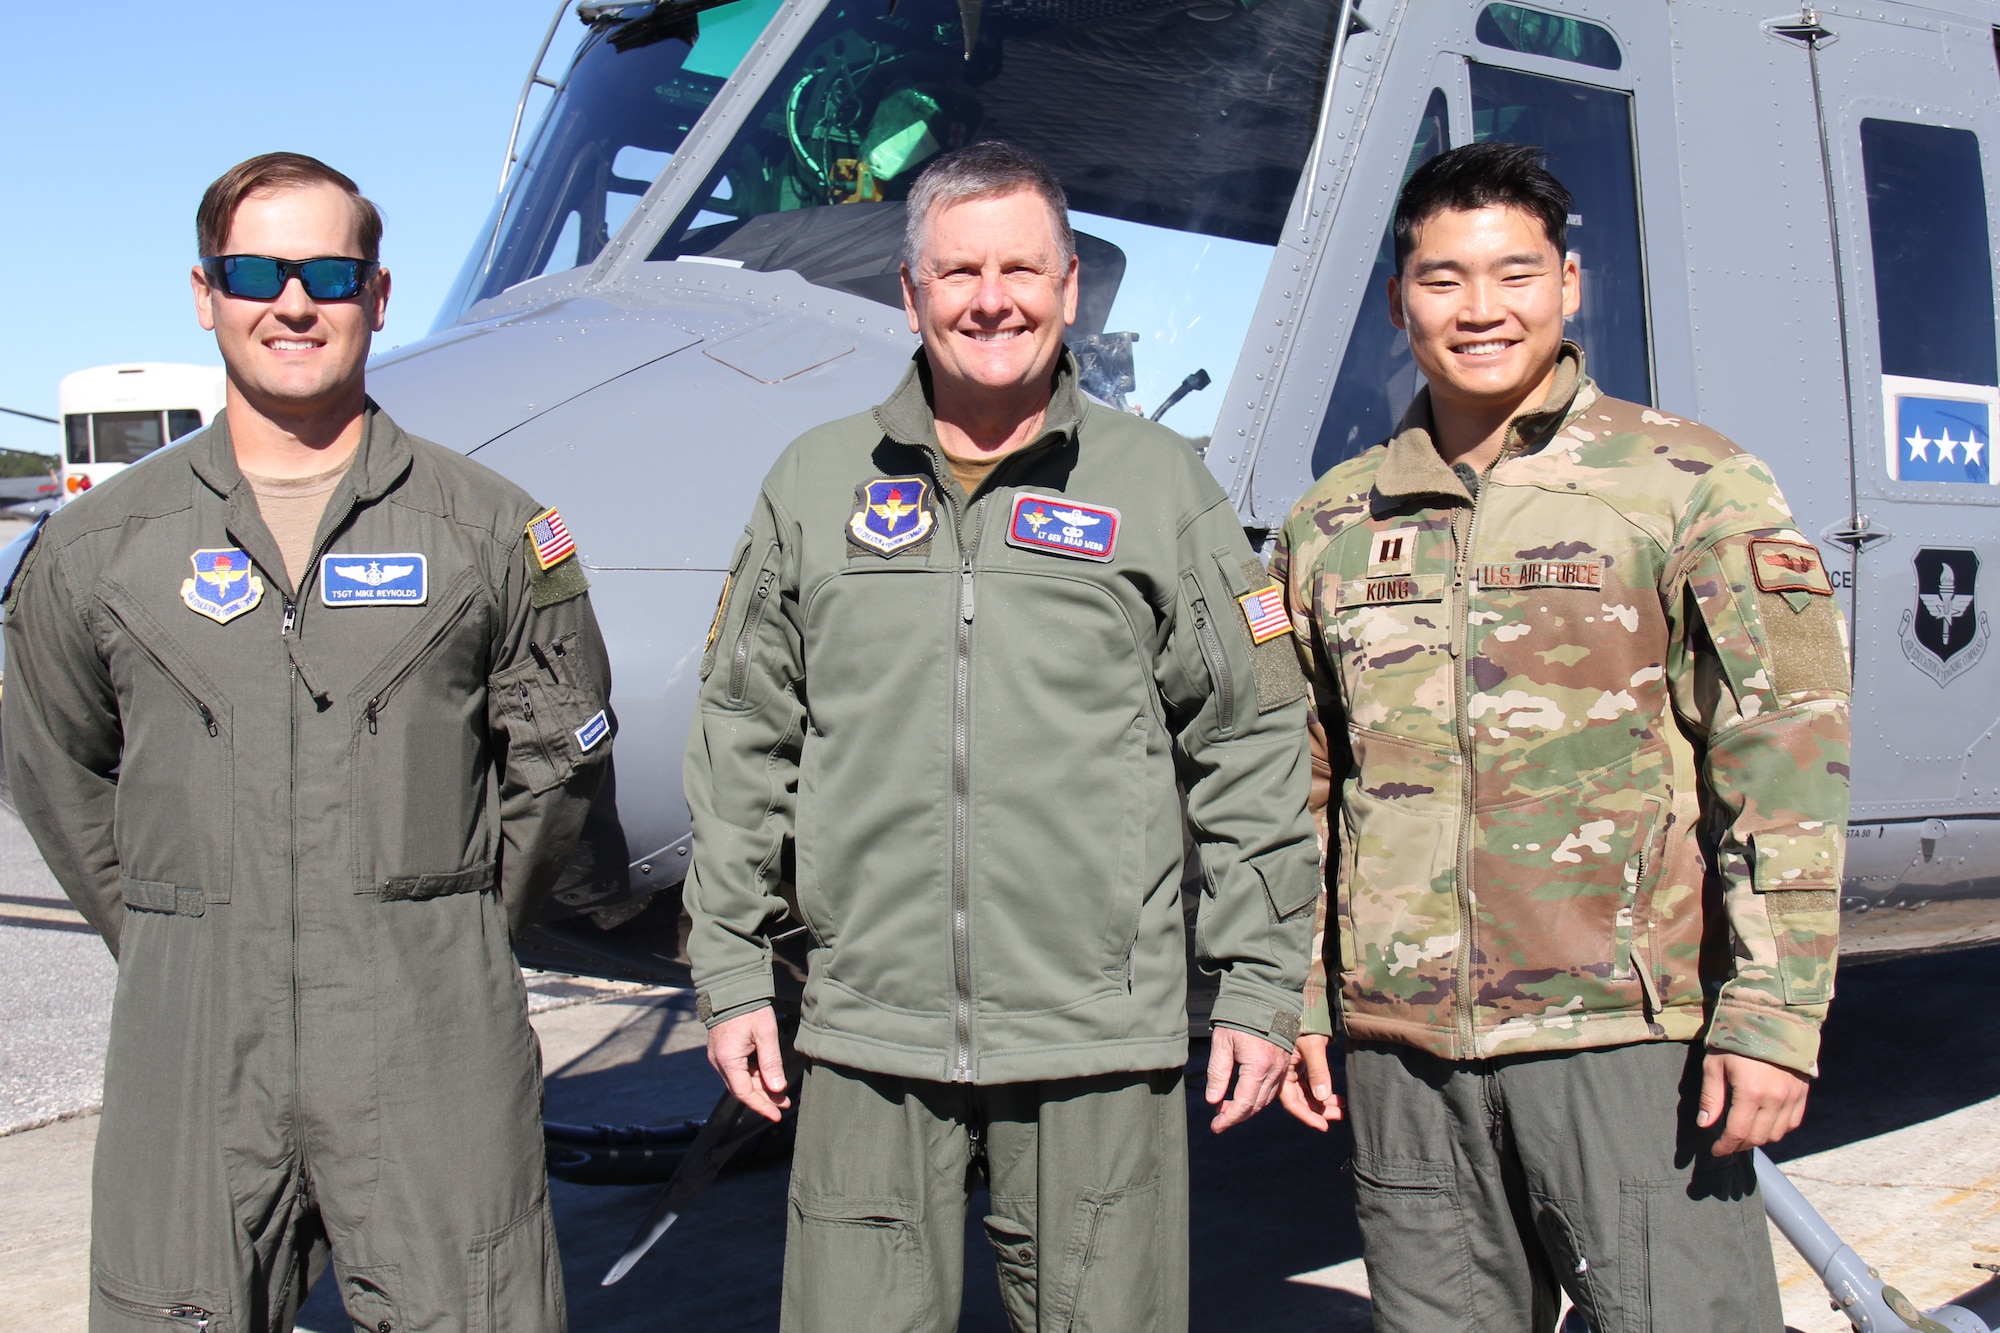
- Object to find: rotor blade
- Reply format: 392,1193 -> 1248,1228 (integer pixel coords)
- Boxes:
601,1089 -> 777,1285
958,0 -> 981,57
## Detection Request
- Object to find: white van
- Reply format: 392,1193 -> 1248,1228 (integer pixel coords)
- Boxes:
59,363 -> 226,501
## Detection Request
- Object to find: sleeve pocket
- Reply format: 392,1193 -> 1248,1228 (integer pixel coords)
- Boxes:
1751,827 -> 1841,1005
490,654 -> 613,796
1252,843 -> 1319,922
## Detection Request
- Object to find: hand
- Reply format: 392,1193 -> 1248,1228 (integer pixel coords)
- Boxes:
706,1006 -> 792,1123
1205,1027 -> 1290,1133
1697,1052 -> 1809,1155
1278,1033 -> 1344,1131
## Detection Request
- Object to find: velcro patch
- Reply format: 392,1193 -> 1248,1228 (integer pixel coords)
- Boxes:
849,477 -> 935,556
574,709 -> 610,753
1368,526 -> 1419,574
321,553 -> 427,607
1238,585 -> 1292,644
182,548 -> 265,624
1006,493 -> 1120,562
1335,572 -> 1447,607
1751,539 -> 1833,595
529,556 -> 590,610
1474,558 -> 1604,590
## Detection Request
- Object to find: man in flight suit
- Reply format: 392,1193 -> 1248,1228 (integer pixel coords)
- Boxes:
2,153 -> 611,1331
684,141 -> 1319,1332
1275,143 -> 1851,1330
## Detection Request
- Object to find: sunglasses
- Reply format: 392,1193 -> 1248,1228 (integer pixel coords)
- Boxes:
200,254 -> 380,301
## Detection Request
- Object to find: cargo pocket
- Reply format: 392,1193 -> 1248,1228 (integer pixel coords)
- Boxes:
1751,828 -> 1841,1004
333,1261 -> 400,1333
488,637 -> 611,799
782,1193 -> 927,1332
468,1197 -> 564,1333
1044,1176 -> 1163,1333
93,1271 -> 222,1328
982,1213 -> 1039,1331
1350,1157 -> 1472,1324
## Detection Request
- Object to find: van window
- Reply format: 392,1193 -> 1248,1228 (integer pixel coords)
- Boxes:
1312,89 -> 1451,474
92,412 -> 165,465
64,415 -> 89,466
1864,118 -> 1997,485
1472,63 -> 1651,408
1476,5 -> 1621,71
167,409 -> 204,442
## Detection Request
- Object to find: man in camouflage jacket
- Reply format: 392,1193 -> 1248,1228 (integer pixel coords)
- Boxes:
1275,144 -> 1850,1331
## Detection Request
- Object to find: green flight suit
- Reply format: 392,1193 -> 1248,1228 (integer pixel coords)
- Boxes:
1,406 -> 612,1332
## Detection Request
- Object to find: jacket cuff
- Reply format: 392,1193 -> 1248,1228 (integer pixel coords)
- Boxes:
694,968 -> 776,1028
1299,988 -> 1334,1039
1209,990 -> 1302,1053
1704,1000 -> 1823,1076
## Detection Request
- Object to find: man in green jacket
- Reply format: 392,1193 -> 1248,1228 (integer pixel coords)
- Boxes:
685,141 -> 1318,1332
1276,143 -> 1850,1330
2,153 -> 610,1331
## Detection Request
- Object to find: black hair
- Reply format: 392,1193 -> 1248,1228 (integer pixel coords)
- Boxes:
1391,142 -> 1571,273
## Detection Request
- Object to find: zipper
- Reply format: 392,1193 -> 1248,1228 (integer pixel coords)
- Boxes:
1190,596 -> 1235,729
356,572 -> 483,733
1447,449 -> 1508,1059
948,495 -> 987,1083
727,567 -> 778,702
96,1288 -> 212,1329
98,600 -> 221,737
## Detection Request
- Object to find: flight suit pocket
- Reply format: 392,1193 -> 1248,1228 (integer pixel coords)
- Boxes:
468,1198 -> 564,1333
783,1193 -> 928,1332
489,640 -> 612,798
1751,828 -> 1841,1004
333,1261 -> 400,1333
1045,1177 -> 1163,1333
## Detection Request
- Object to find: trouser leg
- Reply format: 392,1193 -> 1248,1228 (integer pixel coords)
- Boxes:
978,1069 -> 1188,1333
1495,1041 -> 1783,1333
780,1061 -> 973,1333
1343,1041 -> 1559,1333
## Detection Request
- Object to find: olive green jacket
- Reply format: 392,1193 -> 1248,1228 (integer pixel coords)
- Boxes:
685,354 -> 1319,1084
1276,347 -> 1851,1074
1,405 -> 612,953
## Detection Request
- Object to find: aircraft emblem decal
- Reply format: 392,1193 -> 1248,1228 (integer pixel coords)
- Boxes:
1005,492 -> 1120,562
320,552 -> 429,607
1895,393 -> 1991,485
1900,548 -> 1989,686
848,477 -> 935,555
181,548 -> 265,624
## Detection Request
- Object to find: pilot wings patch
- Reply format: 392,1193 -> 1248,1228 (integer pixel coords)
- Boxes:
320,553 -> 428,606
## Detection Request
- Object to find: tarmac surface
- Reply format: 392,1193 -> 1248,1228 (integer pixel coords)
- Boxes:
2,796 -> 1996,1330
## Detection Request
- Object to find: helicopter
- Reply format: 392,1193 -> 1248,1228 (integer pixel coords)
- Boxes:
1,0 -> 1996,1322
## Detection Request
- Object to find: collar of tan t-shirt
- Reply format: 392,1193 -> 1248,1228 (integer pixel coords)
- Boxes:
241,457 -> 354,591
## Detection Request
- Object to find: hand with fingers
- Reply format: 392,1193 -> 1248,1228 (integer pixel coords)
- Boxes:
1205,1027 -> 1291,1133
1278,1033 -> 1344,1131
706,1005 -> 793,1123
1697,1051 -> 1809,1155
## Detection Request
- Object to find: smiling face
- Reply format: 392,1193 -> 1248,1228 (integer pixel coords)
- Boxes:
902,186 -> 1078,418
1388,203 -> 1579,422
192,182 -> 389,425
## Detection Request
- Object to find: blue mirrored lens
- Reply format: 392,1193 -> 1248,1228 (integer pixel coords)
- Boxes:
298,259 -> 362,299
221,256 -> 285,299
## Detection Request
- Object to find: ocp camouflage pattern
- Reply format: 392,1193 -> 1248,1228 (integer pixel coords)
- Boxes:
1274,346 -> 1851,1075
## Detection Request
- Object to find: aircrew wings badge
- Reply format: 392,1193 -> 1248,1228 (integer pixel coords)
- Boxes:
849,477 -> 935,555
527,507 -> 578,571
1750,539 -> 1834,595
181,548 -> 264,624
1238,585 -> 1292,644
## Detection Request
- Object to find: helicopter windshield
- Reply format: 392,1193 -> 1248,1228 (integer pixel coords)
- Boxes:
648,0 -> 1342,443
439,0 -> 783,326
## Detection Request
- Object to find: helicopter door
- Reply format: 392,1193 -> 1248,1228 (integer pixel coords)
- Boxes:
1790,11 -> 2000,823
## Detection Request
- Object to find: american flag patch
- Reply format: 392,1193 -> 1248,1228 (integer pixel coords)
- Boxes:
527,507 -> 576,571
1238,585 -> 1292,644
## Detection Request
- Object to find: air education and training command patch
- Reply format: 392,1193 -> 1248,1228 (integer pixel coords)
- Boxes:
181,548 -> 264,624
1006,493 -> 1119,562
849,477 -> 936,556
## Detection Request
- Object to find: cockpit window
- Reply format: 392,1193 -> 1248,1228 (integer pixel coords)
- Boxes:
438,0 -> 782,325
647,0 -> 1342,444
1475,5 -> 1621,71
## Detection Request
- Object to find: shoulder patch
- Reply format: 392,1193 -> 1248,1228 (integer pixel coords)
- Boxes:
525,506 -> 588,608
0,517 -> 46,617
526,507 -> 578,571
1239,558 -> 1307,714
1751,539 -> 1834,596
529,556 -> 590,610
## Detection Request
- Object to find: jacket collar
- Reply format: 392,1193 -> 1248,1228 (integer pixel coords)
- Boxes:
873,348 -> 1087,457
188,398 -> 412,505
1374,341 -> 1588,503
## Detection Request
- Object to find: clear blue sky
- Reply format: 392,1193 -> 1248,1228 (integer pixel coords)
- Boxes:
0,1 -> 577,456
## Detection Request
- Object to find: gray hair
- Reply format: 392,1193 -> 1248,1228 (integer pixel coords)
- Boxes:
901,141 -> 1076,272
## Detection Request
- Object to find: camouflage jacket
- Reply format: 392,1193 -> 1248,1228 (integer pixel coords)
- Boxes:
1274,345 -> 1851,1074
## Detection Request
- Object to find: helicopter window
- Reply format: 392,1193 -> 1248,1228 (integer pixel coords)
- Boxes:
647,0 -> 1343,443
1471,62 -> 1651,408
1862,118 -> 1997,485
444,0 -> 782,318
1312,89 -> 1452,475
1474,5 -> 1621,71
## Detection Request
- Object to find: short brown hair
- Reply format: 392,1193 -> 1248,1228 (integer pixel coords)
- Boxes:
196,152 -> 383,260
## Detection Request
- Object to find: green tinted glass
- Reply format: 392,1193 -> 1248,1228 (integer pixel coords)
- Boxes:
1475,4 -> 1621,70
